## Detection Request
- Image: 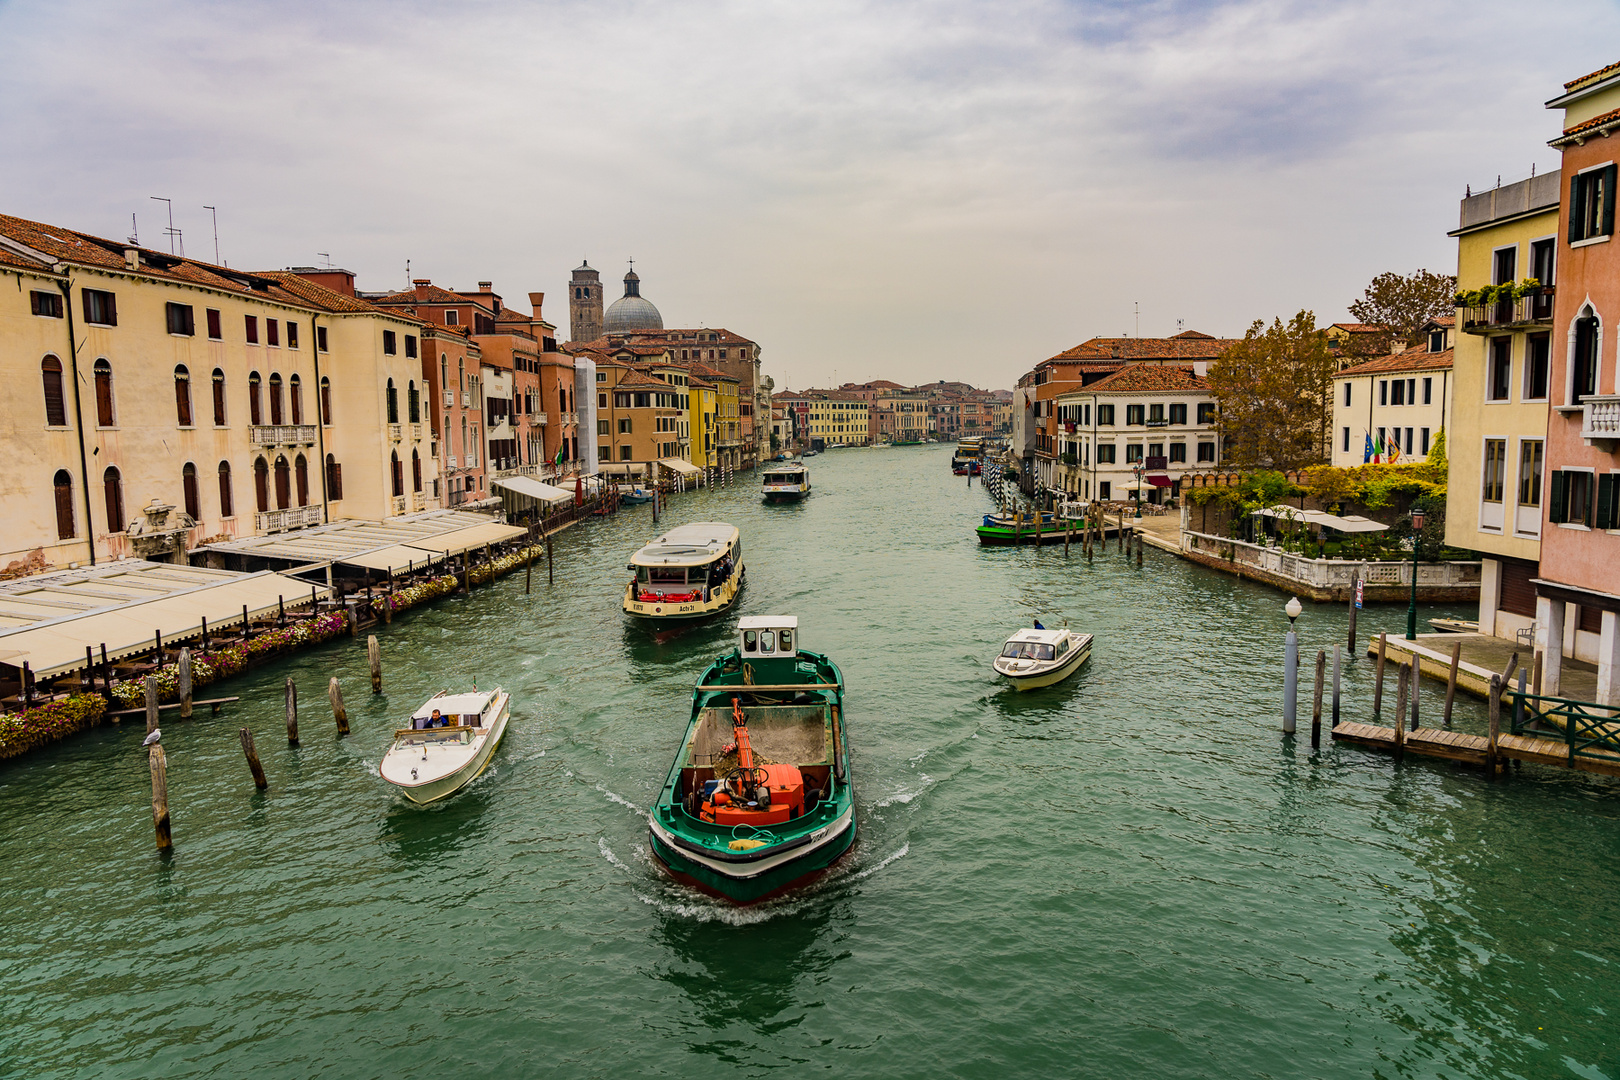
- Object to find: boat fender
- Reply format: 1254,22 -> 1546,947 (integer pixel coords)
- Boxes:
728,838 -> 767,851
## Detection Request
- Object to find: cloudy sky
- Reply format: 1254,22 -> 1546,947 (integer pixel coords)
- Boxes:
2,0 -> 1614,391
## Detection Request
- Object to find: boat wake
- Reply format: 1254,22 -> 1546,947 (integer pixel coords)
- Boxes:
872,775 -> 934,807
596,783 -> 652,823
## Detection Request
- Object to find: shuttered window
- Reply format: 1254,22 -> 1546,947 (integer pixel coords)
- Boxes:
326,455 -> 343,500
31,291 -> 63,318
274,456 -> 290,509
295,455 -> 309,507
1597,474 -> 1619,531
218,461 -> 234,517
1569,163 -> 1617,243
266,319 -> 279,347
1498,557 -> 1538,618
213,369 -> 227,425
103,467 -> 124,532
41,357 -> 67,426
289,375 -> 302,425
248,372 -> 262,425
254,458 -> 269,512
182,463 -> 200,521
165,303 -> 195,336
82,289 -> 116,326
93,360 -> 114,426
53,470 -> 74,539
206,308 -> 222,340
174,365 -> 193,426
269,374 -> 283,425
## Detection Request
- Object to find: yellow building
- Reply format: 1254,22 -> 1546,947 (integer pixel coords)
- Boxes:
0,213 -> 435,573
592,361 -> 687,471
806,393 -> 871,446
687,377 -> 719,467
1442,172 -> 1561,641
1330,333 -> 1453,468
689,362 -> 741,468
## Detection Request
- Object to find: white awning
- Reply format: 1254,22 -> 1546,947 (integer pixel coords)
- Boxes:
658,458 -> 700,477
491,475 -> 572,505
1255,505 -> 1388,533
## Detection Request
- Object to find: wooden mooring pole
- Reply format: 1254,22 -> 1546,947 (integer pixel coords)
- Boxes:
1409,654 -> 1421,731
150,745 -> 171,851
1136,532 -> 1143,567
284,677 -> 299,746
1331,645 -> 1342,728
1310,649 -> 1325,748
1393,662 -> 1408,763
145,676 -> 159,734
1347,569 -> 1359,656
1373,632 -> 1387,721
525,548 -> 533,595
1487,674 -> 1502,774
178,648 -> 193,721
547,533 -> 555,586
1443,642 -> 1461,728
240,727 -> 268,790
329,677 -> 349,736
368,635 -> 382,694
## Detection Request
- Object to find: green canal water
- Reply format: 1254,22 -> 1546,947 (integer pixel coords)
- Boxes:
3,445 -> 1618,1079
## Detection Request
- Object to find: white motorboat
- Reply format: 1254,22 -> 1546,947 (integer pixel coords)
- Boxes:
379,689 -> 511,804
992,627 -> 1092,690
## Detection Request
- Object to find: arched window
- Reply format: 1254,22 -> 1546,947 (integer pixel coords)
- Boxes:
248,372 -> 263,425
218,460 -> 234,518
386,378 -> 399,424
182,462 -> 200,520
411,448 -> 421,492
289,374 -> 303,425
1573,309 -> 1601,404
294,454 -> 309,506
408,380 -> 420,423
319,376 -> 332,425
41,357 -> 67,427
103,466 -> 124,532
390,451 -> 403,497
174,365 -> 193,426
94,359 -> 114,426
325,454 -> 343,500
273,455 -> 290,509
269,373 -> 284,425
53,469 -> 74,539
253,457 -> 269,512
558,384 -> 566,412
212,368 -> 227,426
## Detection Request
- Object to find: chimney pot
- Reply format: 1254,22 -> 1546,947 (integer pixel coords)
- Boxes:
124,247 -> 139,271
528,292 -> 545,318
478,281 -> 492,291
412,278 -> 431,286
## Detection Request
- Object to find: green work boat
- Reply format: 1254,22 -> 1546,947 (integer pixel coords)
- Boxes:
976,510 -> 1068,546
648,616 -> 856,904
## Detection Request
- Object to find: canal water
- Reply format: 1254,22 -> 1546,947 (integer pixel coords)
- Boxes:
3,445 -> 1617,1079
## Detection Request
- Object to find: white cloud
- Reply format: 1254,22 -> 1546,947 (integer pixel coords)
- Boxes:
0,0 -> 1612,389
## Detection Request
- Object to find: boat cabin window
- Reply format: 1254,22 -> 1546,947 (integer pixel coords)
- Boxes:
743,630 -> 757,652
999,641 -> 1055,660
779,629 -> 793,652
1036,645 -> 1054,661
1055,640 -> 1068,657
649,566 -> 686,586
758,630 -> 776,654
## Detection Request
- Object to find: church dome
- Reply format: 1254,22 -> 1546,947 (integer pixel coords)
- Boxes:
603,267 -> 663,332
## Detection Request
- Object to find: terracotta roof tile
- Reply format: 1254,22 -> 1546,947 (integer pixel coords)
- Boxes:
1565,60 -> 1620,91
1080,366 -> 1208,394
1552,105 -> 1620,146
373,283 -> 468,306
1047,334 -> 1237,363
1335,344 -> 1453,377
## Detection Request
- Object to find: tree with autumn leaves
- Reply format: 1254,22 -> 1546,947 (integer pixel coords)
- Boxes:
1207,311 -> 1337,471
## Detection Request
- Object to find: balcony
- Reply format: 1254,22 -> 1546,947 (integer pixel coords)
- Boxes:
448,454 -> 458,468
532,411 -> 549,426
392,495 -> 406,515
563,411 -> 579,425
255,505 -> 322,533
443,390 -> 456,408
1459,287 -> 1555,334
250,424 -> 317,448
1581,394 -> 1620,448
412,492 -> 426,511
411,423 -> 422,441
462,391 -> 473,407
388,423 -> 402,442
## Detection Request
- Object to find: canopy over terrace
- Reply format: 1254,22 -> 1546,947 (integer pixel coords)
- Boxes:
492,475 -> 573,506
658,458 -> 700,477
1255,505 -> 1389,533
195,511 -> 527,575
0,561 -> 330,678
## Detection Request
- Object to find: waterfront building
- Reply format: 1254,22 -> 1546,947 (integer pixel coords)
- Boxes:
1537,61 -> 1620,702
802,392 -> 871,448
1053,365 -> 1220,504
1442,173 -> 1561,644
592,361 -> 688,470
0,213 -> 437,573
1329,332 -> 1454,468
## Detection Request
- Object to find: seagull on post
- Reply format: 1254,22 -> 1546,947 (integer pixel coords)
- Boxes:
142,729 -> 162,747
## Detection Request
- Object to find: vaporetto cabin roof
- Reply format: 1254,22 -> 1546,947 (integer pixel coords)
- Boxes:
629,523 -> 739,567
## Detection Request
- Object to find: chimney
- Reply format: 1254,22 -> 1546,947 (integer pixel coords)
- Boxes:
528,291 -> 545,319
124,247 -> 139,271
478,281 -> 493,292
413,278 -> 431,287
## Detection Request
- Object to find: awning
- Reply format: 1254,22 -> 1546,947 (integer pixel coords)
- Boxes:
598,462 -> 647,476
400,521 -> 527,558
338,546 -> 449,573
1254,505 -> 1388,533
658,458 -> 700,477
1147,475 -> 1173,488
491,475 -> 572,505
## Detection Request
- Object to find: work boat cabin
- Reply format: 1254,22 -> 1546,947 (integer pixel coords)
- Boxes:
623,522 -> 746,623
761,463 -> 811,502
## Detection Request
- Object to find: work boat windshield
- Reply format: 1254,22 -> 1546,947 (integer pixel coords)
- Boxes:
738,615 -> 798,658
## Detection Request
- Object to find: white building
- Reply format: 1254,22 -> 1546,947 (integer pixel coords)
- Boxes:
1053,366 -> 1220,504
1330,331 -> 1454,467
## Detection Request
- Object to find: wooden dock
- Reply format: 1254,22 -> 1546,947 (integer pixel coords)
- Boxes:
1332,722 -> 1620,777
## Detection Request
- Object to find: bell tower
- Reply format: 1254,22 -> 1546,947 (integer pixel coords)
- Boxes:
569,260 -> 603,343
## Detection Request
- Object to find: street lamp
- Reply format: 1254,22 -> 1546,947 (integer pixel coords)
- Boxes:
1283,596 -> 1302,732
1133,462 -> 1145,519
1405,506 -> 1426,640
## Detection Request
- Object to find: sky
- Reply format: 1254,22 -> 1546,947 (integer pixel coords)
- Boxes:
2,0 -> 1615,392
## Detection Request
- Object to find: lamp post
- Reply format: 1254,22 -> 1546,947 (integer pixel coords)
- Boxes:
1133,462 -> 1145,519
1405,506 -> 1425,640
1283,596 -> 1302,732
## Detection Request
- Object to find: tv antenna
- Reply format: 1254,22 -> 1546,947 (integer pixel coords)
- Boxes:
318,252 -> 332,269
202,205 -> 221,265
127,214 -> 138,246
149,196 -> 182,255
1134,301 -> 1140,340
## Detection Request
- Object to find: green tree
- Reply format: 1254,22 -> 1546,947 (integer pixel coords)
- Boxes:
1208,311 -> 1337,470
1348,269 -> 1457,344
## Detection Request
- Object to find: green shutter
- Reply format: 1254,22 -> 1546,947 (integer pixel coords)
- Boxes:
1550,470 -> 1569,523
1599,474 -> 1618,530
1571,174 -> 1586,243
1604,165 -> 1618,238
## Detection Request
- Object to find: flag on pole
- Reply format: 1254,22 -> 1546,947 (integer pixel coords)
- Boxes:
1388,437 -> 1401,464
1363,433 -> 1374,464
1372,431 -> 1384,463
554,444 -> 566,467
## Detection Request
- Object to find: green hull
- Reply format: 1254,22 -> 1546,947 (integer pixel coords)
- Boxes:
649,647 -> 855,904
976,525 -> 1071,546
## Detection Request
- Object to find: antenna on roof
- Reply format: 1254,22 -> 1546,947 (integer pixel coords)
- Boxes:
128,213 -> 138,246
1134,301 -> 1140,340
406,258 -> 410,288
203,205 -> 220,265
149,196 -> 182,256
318,252 -> 331,269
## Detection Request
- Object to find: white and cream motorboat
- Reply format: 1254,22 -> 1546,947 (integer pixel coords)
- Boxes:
992,627 -> 1092,690
379,689 -> 511,804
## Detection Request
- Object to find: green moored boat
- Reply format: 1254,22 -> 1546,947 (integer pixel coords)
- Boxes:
647,616 -> 856,904
976,510 -> 1068,546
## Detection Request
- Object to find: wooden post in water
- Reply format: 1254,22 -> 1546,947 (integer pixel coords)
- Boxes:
1487,674 -> 1502,774
284,677 -> 299,746
547,533 -> 555,585
1331,645 -> 1342,728
101,643 -> 111,697
240,727 -> 268,790
278,594 -> 285,627
1136,532 -> 1143,567
150,745 -> 171,851
1310,648 -> 1325,748
144,676 -> 159,734
201,616 -> 209,650
328,677 -> 349,736
384,569 -> 394,624
1347,569 -> 1358,656
525,548 -> 533,595
1443,641 -> 1461,728
1531,650 -> 1543,696
368,635 -> 382,694
1410,654 -> 1420,731
1034,508 -> 1041,548
1499,651 -> 1519,689
177,648 -> 193,721
1373,632 -> 1387,721
1393,663 -> 1408,763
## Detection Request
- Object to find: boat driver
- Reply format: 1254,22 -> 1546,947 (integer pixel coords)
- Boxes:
429,708 -> 445,728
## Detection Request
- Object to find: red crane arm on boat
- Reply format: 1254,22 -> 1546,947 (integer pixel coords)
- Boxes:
731,696 -> 755,771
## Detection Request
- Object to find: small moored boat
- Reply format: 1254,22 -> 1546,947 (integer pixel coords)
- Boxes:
976,510 -> 1066,545
379,689 -> 511,803
623,522 -> 745,622
993,626 -> 1091,690
761,462 -> 811,502
648,616 -> 855,904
